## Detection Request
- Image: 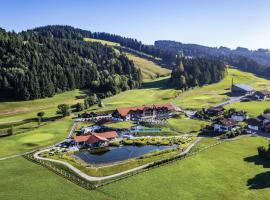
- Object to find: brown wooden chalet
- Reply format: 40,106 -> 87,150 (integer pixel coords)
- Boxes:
206,106 -> 225,116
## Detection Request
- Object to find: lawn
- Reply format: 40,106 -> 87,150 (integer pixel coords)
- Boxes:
174,68 -> 270,109
0,118 -> 72,158
226,101 -> 270,117
126,53 -> 171,81
105,121 -> 134,129
167,117 -> 210,134
0,157 -> 108,200
99,136 -> 270,200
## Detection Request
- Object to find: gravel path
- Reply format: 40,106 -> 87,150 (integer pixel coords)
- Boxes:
33,137 -> 203,181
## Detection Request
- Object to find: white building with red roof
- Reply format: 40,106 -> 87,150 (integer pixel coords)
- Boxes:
73,131 -> 118,148
112,103 -> 175,121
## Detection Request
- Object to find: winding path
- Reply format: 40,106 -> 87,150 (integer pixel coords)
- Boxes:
33,137 -> 203,181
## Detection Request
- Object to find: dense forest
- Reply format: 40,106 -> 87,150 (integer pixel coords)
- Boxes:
170,57 -> 226,89
0,27 -> 142,100
0,25 -> 231,101
30,25 -> 177,64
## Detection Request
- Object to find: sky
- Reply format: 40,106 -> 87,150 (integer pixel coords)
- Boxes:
1,0 -> 270,49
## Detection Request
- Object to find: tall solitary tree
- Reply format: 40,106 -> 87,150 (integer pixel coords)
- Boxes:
37,111 -> 45,124
56,104 -> 70,117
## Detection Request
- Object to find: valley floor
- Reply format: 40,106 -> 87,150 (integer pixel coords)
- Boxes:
1,67 -> 270,199
0,137 -> 269,200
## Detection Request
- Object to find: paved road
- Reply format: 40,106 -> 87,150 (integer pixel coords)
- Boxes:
214,95 -> 246,108
33,137 -> 203,181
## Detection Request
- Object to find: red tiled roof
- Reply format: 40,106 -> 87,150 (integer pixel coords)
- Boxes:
88,135 -> 107,144
73,135 -> 91,143
95,131 -> 118,139
116,103 -> 174,117
219,118 -> 237,127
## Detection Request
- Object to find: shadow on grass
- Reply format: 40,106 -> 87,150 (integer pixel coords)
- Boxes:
140,78 -> 172,90
244,155 -> 270,168
25,143 -> 39,147
244,155 -> 270,189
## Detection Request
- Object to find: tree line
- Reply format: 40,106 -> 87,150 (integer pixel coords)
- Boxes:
170,57 -> 226,89
30,25 -> 177,64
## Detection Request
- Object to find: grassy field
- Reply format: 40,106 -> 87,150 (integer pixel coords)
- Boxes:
93,68 -> 270,111
100,76 -> 177,110
1,137 -> 269,200
0,118 -> 72,158
99,136 -> 270,200
105,121 -> 134,129
226,101 -> 270,117
83,37 -> 120,46
0,89 -> 86,123
174,68 -> 270,109
126,53 -> 171,80
0,157 -> 108,200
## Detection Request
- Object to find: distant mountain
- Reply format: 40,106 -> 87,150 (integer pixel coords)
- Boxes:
154,40 -> 270,77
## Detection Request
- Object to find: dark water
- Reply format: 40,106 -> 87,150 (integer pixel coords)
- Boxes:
74,145 -> 177,164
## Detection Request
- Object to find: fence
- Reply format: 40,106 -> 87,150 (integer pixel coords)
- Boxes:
23,140 -> 225,189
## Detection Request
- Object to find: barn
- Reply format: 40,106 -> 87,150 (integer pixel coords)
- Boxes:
231,84 -> 254,96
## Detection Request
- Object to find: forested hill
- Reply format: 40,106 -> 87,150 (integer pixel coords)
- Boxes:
155,40 -> 270,77
0,28 -> 141,100
29,25 -> 177,64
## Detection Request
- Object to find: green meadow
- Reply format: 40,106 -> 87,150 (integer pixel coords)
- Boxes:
174,68 -> 270,109
126,53 -> 171,80
0,89 -> 86,123
1,137 -> 269,200
226,101 -> 270,117
0,118 -> 72,158
83,37 -> 120,46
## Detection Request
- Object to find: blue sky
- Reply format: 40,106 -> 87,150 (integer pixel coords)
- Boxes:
1,0 -> 270,49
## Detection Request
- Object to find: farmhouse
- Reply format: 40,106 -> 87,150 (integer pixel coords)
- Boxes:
206,106 -> 224,116
231,84 -> 254,96
253,90 -> 270,100
231,111 -> 248,122
246,118 -> 262,131
73,131 -> 118,148
214,118 -> 237,132
112,103 -> 175,121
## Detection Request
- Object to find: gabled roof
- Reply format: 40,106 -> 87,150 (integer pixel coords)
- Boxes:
73,135 -> 91,143
233,84 -> 254,92
207,106 -> 224,112
73,134 -> 108,144
261,114 -> 270,121
116,103 -> 175,117
247,118 -> 262,126
88,135 -> 107,144
95,131 -> 118,139
218,118 -> 237,127
257,90 -> 270,96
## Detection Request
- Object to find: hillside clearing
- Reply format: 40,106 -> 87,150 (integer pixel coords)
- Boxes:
83,37 -> 120,46
126,53 -> 171,81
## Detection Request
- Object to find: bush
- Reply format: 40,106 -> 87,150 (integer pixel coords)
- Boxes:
109,141 -> 121,147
